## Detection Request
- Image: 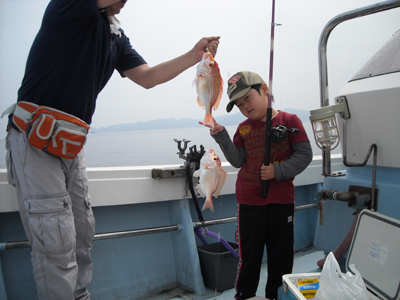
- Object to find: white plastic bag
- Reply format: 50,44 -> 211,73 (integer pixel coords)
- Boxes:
314,252 -> 369,300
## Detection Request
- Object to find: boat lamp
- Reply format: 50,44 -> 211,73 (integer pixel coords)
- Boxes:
309,96 -> 350,151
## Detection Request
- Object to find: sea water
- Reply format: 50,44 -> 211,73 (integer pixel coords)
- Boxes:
0,123 -> 338,169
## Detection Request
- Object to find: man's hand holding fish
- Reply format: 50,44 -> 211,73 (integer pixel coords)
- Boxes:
195,36 -> 220,59
124,36 -> 220,89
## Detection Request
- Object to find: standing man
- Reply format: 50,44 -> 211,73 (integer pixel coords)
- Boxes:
3,1 -> 219,299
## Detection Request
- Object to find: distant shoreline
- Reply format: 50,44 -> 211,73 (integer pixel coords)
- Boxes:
90,108 -> 311,134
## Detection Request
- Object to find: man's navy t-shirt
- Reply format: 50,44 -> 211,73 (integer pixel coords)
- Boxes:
15,0 -> 146,125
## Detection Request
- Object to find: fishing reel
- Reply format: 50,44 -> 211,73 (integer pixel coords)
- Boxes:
269,123 -> 299,143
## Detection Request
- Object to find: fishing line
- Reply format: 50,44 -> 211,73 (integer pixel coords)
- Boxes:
276,0 -> 283,110
200,0 -> 213,39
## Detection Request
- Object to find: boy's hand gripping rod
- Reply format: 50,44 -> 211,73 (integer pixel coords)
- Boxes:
263,0 -> 278,198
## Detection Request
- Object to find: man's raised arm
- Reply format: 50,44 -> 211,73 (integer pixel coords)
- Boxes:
97,0 -> 121,10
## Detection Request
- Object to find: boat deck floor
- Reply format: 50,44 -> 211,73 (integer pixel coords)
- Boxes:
145,247 -> 323,300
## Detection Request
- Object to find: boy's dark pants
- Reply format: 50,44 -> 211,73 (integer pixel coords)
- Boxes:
235,203 -> 294,299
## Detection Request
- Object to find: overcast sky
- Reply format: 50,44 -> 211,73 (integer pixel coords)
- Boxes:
1,0 -> 399,140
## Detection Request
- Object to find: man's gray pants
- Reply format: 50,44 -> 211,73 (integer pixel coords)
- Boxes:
6,129 -> 95,300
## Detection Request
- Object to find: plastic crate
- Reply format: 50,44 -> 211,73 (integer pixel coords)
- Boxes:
198,242 -> 239,292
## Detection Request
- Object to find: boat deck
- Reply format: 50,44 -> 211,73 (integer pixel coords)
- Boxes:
145,247 -> 323,300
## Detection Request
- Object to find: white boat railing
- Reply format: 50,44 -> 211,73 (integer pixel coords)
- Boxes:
0,154 -> 344,213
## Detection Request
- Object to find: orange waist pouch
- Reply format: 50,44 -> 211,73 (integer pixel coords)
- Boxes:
11,101 -> 90,159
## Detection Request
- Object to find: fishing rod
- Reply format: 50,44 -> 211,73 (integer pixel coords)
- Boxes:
262,0 -> 277,198
262,1 -> 299,198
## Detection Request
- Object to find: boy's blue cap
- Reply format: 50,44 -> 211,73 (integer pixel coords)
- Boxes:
226,71 -> 265,112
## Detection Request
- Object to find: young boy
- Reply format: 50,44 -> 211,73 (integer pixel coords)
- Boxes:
207,71 -> 312,300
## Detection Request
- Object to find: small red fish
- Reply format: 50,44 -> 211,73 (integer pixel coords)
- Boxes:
194,52 -> 223,128
193,149 -> 227,213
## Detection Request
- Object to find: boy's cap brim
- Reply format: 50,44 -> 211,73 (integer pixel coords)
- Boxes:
226,87 -> 251,112
226,71 -> 265,113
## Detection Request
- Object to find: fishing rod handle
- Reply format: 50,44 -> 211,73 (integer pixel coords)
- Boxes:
262,180 -> 269,198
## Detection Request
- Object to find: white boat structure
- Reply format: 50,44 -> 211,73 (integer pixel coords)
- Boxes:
1,1 -> 400,299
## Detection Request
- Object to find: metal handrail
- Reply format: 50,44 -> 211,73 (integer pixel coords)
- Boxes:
342,121 -> 378,210
194,217 -> 237,228
318,0 -> 400,175
1,203 -> 318,250
2,225 -> 180,250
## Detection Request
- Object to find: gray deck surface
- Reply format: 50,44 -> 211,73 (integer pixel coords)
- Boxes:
146,247 -> 323,300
